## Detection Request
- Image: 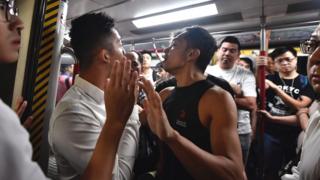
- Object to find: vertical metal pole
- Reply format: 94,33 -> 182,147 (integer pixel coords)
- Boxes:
257,0 -> 267,179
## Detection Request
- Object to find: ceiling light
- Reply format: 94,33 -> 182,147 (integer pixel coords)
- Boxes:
132,3 -> 218,28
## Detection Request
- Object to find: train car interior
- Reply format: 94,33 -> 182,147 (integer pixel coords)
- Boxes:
0,0 -> 319,179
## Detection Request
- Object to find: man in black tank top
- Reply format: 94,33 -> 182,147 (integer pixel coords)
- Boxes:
155,74 -> 235,97
139,26 -> 244,180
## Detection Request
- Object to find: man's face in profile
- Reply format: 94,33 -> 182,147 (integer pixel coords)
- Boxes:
307,25 -> 320,94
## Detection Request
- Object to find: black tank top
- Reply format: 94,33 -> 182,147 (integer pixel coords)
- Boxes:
159,80 -> 214,180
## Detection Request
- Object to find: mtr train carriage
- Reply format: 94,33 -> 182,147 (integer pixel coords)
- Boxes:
0,0 -> 319,179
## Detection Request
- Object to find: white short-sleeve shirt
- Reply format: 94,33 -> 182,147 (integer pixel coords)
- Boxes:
206,65 -> 257,134
0,100 -> 48,180
48,76 -> 140,180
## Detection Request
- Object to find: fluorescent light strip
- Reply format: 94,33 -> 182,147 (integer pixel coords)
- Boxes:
132,3 -> 218,28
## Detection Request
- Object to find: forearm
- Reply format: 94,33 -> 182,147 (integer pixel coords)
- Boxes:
235,97 -> 256,111
250,110 -> 257,135
165,131 -> 243,180
81,122 -> 125,180
274,88 -> 307,110
270,115 -> 299,126
115,114 -> 141,179
297,112 -> 309,131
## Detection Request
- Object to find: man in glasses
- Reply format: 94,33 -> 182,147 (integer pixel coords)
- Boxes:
281,23 -> 320,180
0,1 -> 137,179
0,0 -> 42,179
0,0 -> 20,62
298,23 -> 320,180
258,46 -> 314,180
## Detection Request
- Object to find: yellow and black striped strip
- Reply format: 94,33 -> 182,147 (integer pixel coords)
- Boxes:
30,0 -> 60,161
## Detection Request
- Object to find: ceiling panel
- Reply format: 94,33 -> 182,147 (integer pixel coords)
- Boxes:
65,0 -> 320,44
67,0 -> 100,20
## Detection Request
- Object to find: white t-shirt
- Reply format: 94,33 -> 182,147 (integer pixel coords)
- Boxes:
0,100 -> 47,180
49,76 -> 140,180
206,65 -> 257,134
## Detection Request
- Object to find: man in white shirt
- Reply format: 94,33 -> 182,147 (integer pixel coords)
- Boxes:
206,36 -> 257,165
48,13 -> 140,180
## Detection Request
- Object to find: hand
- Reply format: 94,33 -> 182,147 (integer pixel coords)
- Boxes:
265,79 -> 278,90
22,116 -> 33,130
256,56 -> 268,66
14,96 -> 27,118
139,77 -> 175,142
14,96 -> 33,130
230,83 -> 242,97
257,110 -> 273,121
104,59 -> 138,127
296,108 -> 309,131
296,108 -> 308,116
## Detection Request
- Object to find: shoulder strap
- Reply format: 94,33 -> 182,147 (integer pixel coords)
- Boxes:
65,77 -> 71,89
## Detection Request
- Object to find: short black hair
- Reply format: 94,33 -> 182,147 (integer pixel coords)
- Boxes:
239,57 -> 254,73
70,13 -> 115,71
219,36 -> 241,51
270,46 -> 297,60
176,26 -> 217,72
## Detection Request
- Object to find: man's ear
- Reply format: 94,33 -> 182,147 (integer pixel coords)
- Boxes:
99,49 -> 110,63
186,48 -> 200,62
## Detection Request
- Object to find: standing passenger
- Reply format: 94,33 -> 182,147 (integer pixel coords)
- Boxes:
296,23 -> 320,180
49,13 -> 140,180
141,53 -> 156,85
1,2 -> 137,180
140,26 -> 244,180
206,36 -> 257,165
258,47 -> 314,180
0,1 -> 47,179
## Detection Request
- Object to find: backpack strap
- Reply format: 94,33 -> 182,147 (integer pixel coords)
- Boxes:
65,77 -> 71,89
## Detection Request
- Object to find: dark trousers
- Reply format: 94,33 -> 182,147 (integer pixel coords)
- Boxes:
246,133 -> 298,180
262,133 -> 297,180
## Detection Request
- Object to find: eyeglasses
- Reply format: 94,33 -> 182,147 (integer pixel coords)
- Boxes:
300,27 -> 320,55
300,38 -> 320,55
274,57 -> 296,64
0,0 -> 19,22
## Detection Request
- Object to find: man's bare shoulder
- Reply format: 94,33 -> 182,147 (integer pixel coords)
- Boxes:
199,85 -> 236,125
204,85 -> 232,101
159,86 -> 175,101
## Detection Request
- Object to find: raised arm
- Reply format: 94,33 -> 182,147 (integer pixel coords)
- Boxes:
82,60 -> 138,180
265,79 -> 312,110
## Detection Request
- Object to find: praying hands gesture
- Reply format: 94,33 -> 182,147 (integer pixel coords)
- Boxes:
104,59 -> 138,127
82,59 -> 138,180
139,77 -> 175,142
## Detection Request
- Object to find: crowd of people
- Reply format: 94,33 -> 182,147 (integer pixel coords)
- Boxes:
1,0 -> 320,180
